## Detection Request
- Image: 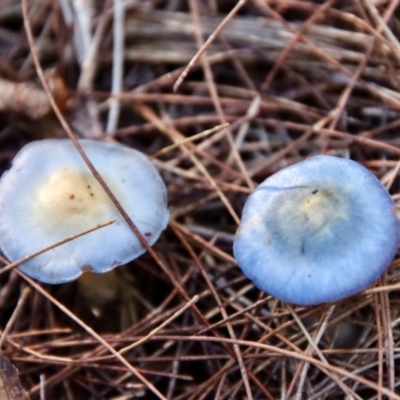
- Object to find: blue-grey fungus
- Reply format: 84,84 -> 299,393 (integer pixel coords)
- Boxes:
0,139 -> 169,284
233,155 -> 399,306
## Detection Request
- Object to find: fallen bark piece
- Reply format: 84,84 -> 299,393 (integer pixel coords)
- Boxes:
0,355 -> 29,400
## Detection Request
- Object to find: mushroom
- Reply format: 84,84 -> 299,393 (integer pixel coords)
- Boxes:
233,155 -> 399,306
0,139 -> 169,284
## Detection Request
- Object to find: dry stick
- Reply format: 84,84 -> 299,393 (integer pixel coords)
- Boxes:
127,7 -> 400,108
170,220 -> 235,264
252,0 -> 400,110
385,160 -> 400,191
288,305 -> 362,400
373,292 -> 384,400
187,2 -> 252,395
196,297 -> 270,335
116,115 -> 234,137
259,119 -> 400,157
228,95 -> 261,166
90,90 -> 320,120
0,219 -> 115,276
78,0 -> 113,90
207,0 -> 256,92
251,0 -> 353,79
155,155 -> 247,194
215,372 -> 228,400
27,291 -> 200,395
118,295 -> 199,355
261,0 -> 334,92
189,0 -> 254,191
183,335 -> 400,400
185,302 -> 312,398
307,354 -> 400,400
211,29 -> 256,92
173,225 -> 255,400
20,5 -> 53,73
327,0 -> 400,134
261,1 -> 364,158
173,0 -> 246,92
134,103 -> 240,225
171,273 -> 262,398
327,42 -> 371,132
382,0 -> 400,22
134,49 -> 251,93
166,324 -> 187,399
327,0 -> 398,137
0,287 -> 30,350
249,114 -> 333,178
4,328 -> 72,339
197,96 -> 312,158
379,274 -> 395,394
6,335 -> 75,364
16,270 -> 167,400
362,117 -> 400,138
183,244 -> 258,400
281,359 -> 287,400
217,305 -> 325,398
106,0 -> 125,133
150,123 -> 229,159
114,332 -> 400,400
39,374 -> 45,400
70,0 -> 92,65
286,312 -> 324,399
70,0 -> 106,137
318,33 -> 374,155
362,0 -> 400,64
361,4 -> 399,391
202,281 -> 262,324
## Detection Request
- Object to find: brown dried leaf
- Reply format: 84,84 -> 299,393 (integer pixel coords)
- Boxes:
0,356 -> 29,400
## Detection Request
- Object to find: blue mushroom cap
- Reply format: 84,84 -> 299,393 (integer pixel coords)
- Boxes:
0,139 -> 169,284
233,155 -> 400,306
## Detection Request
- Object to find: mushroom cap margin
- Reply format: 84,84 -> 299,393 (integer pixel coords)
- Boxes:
0,139 -> 169,284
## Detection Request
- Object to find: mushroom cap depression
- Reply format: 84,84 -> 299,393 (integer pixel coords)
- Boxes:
233,155 -> 400,306
0,139 -> 169,284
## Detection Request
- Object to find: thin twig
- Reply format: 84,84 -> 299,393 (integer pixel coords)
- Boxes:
0,287 -> 30,350
0,220 -> 116,276
173,0 -> 246,92
16,271 -> 168,400
106,0 -> 125,133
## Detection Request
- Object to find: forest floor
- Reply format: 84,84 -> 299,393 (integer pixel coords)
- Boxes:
1,1 -> 400,399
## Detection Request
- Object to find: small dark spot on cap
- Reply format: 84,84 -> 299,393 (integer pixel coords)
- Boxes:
90,193 -> 94,197
81,264 -> 94,273
87,185 -> 91,189
145,232 -> 152,237
312,189 -> 318,194
69,194 -> 75,200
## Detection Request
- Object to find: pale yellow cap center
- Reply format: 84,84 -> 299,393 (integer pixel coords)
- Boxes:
277,188 -> 349,237
34,168 -> 118,234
